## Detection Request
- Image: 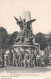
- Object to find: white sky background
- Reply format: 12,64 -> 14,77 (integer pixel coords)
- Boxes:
0,0 -> 51,34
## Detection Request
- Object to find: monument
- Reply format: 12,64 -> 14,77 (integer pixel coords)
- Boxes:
22,11 -> 32,31
13,11 -> 36,51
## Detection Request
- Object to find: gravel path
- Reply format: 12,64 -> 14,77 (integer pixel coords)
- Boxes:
0,66 -> 51,77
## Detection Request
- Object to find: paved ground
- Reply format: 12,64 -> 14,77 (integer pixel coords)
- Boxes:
0,66 -> 51,77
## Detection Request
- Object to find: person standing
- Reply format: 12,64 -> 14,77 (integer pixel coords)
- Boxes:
29,48 -> 35,67
12,50 -> 17,66
24,51 -> 29,68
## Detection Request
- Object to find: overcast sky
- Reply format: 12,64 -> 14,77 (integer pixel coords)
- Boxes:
0,0 -> 51,34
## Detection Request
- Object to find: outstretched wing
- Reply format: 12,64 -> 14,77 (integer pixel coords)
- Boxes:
14,16 -> 23,30
14,16 -> 22,24
26,19 -> 36,29
27,19 -> 36,25
14,16 -> 19,22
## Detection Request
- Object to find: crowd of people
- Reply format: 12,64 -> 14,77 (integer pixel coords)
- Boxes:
3,47 -> 47,68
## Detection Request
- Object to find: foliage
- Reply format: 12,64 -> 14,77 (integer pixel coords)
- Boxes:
0,27 -> 19,50
35,32 -> 48,50
0,27 -> 8,49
